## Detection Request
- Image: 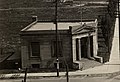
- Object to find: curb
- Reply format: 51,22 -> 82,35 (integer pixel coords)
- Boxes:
70,72 -> 120,78
0,71 -> 120,79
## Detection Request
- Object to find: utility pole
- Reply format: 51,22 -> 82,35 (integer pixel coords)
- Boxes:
64,57 -> 69,82
118,0 -> 120,42
66,64 -> 69,82
118,0 -> 119,16
118,0 -> 120,61
80,0 -> 83,25
55,0 -> 59,77
23,68 -> 27,82
118,0 -> 119,25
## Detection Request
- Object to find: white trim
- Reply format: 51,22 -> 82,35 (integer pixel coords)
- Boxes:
72,38 -> 76,62
30,42 -> 40,57
78,38 -> 81,60
21,21 -> 37,31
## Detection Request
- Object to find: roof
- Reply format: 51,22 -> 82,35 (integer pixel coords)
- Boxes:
0,52 -> 14,63
21,20 -> 96,32
72,20 -> 97,34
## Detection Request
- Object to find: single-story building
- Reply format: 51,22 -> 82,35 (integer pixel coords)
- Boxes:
20,21 -> 73,69
20,19 -> 102,70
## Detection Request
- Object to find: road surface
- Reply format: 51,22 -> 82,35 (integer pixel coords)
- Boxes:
0,75 -> 120,82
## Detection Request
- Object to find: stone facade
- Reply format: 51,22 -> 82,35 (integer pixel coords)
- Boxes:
20,27 -> 73,69
20,20 -> 103,70
71,20 -> 103,69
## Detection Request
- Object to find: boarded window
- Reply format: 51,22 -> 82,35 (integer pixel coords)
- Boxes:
52,41 -> 63,57
31,42 -> 40,57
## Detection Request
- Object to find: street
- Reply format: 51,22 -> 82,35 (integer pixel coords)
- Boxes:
0,75 -> 120,82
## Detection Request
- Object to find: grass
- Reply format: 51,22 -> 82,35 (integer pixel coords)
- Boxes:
0,0 -> 108,8
0,4 -> 107,55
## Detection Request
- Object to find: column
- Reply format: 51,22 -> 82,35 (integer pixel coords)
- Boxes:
87,33 -> 91,59
93,34 -> 98,57
72,38 -> 76,62
78,38 -> 81,60
87,33 -> 95,60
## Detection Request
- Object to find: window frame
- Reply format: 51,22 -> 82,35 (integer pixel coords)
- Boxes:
30,42 -> 40,58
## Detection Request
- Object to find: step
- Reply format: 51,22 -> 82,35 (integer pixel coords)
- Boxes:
80,58 -> 102,70
98,38 -> 106,42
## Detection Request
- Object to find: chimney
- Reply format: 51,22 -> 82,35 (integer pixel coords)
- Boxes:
32,16 -> 38,22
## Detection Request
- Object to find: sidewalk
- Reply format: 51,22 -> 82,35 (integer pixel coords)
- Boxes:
0,18 -> 119,79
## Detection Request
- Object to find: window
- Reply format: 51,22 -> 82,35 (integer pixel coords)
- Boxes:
52,41 -> 62,57
31,42 -> 40,57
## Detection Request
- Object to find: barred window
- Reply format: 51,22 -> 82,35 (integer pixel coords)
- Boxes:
31,42 -> 40,57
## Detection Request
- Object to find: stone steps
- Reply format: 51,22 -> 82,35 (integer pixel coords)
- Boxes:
80,58 -> 102,70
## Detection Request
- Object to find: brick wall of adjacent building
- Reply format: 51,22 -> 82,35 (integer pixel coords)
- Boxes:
97,0 -> 117,62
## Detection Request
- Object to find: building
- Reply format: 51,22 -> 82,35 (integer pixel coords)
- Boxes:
20,21 -> 73,69
0,0 -> 116,70
0,48 -> 21,69
20,18 -> 103,70
71,20 -> 102,69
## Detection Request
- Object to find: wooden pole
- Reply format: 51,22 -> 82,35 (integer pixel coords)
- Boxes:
66,65 -> 69,82
118,0 -> 120,43
23,68 -> 27,82
80,0 -> 82,25
55,0 -> 59,77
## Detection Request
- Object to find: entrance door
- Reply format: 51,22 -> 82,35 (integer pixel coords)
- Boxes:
81,36 -> 93,58
76,38 -> 79,60
81,37 -> 88,58
90,36 -> 93,57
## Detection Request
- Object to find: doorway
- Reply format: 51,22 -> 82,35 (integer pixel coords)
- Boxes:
80,36 -> 93,58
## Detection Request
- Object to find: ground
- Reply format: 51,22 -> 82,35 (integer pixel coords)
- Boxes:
0,74 -> 120,82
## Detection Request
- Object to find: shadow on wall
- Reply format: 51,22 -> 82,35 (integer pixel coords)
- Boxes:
0,48 -> 21,69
